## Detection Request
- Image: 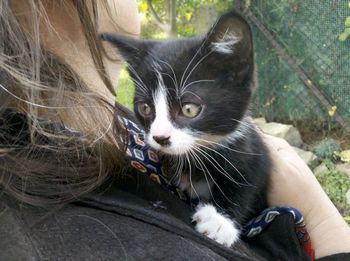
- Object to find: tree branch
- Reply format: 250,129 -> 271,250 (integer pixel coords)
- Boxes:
168,0 -> 177,37
145,0 -> 170,32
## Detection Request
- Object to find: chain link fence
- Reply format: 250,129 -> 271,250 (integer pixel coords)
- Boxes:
239,1 -> 350,131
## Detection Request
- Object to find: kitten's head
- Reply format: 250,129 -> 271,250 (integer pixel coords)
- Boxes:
101,10 -> 255,155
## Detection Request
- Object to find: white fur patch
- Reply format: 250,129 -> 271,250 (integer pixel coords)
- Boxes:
149,82 -> 172,138
194,119 -> 251,148
222,119 -> 252,144
147,75 -> 195,155
211,33 -> 240,54
192,204 -> 240,247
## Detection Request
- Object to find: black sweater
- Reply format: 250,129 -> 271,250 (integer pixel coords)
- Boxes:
1,174 -> 349,261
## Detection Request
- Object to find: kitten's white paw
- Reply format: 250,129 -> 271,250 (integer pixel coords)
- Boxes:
192,204 -> 240,247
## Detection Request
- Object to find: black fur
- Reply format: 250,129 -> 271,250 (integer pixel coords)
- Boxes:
101,10 -> 270,226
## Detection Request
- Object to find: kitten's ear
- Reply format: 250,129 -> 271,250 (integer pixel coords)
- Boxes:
204,10 -> 254,82
206,10 -> 253,59
99,33 -> 155,65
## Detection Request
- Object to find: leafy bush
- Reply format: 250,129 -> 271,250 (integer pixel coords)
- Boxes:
339,1 -> 350,41
314,138 -> 341,161
317,160 -> 350,216
116,68 -> 134,110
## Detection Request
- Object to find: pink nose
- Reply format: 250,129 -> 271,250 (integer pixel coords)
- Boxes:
153,135 -> 170,146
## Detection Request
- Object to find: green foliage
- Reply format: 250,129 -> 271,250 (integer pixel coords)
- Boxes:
339,28 -> 350,42
116,68 -> 134,110
346,16 -> 350,27
138,0 -> 236,38
345,216 -> 350,225
339,1 -> 350,41
340,150 -> 350,163
317,160 -> 350,215
244,0 -> 251,9
314,138 -> 341,161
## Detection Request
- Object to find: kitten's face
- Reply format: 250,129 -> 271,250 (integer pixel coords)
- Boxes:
133,40 -> 253,155
102,11 -> 254,155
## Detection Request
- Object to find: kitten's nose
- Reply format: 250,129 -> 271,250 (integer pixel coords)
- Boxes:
153,135 -> 171,146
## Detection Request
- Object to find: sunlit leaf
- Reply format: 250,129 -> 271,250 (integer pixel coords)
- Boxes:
185,12 -> 192,21
339,29 -> 350,41
345,16 -> 350,27
340,150 -> 350,163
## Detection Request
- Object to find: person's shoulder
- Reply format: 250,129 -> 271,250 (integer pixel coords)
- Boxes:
0,198 -> 39,259
0,189 -> 234,260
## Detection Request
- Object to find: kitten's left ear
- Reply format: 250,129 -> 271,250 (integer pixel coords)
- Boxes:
204,10 -> 254,81
99,33 -> 156,66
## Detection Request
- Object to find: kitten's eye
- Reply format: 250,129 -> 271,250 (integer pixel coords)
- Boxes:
181,103 -> 202,118
137,102 -> 153,117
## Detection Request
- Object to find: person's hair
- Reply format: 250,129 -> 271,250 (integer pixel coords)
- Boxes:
0,0 -> 131,206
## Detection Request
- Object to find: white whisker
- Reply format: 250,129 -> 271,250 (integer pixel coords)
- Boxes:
180,47 -> 204,89
170,154 -> 184,185
181,50 -> 214,92
179,33 -> 218,91
189,149 -> 239,208
159,72 -> 177,89
156,59 -> 179,92
193,146 -> 241,185
181,79 -> 215,93
132,80 -> 148,96
185,150 -> 200,200
194,137 -> 262,156
230,118 -> 258,132
179,90 -> 203,101
196,143 -> 251,186
128,65 -> 149,95
188,149 -> 222,209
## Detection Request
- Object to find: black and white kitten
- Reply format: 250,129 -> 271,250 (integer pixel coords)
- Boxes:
101,10 -> 270,247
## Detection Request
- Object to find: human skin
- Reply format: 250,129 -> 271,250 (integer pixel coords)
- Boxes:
11,0 -> 350,258
265,134 -> 350,258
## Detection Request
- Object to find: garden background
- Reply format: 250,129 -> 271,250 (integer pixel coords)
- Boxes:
116,0 -> 350,223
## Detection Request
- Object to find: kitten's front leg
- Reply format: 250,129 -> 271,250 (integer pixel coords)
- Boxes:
192,204 -> 240,247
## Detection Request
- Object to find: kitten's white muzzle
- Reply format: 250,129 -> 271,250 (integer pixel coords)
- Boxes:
147,128 -> 195,155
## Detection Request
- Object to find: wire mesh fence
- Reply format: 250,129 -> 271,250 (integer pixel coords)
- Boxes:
241,0 -> 350,131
